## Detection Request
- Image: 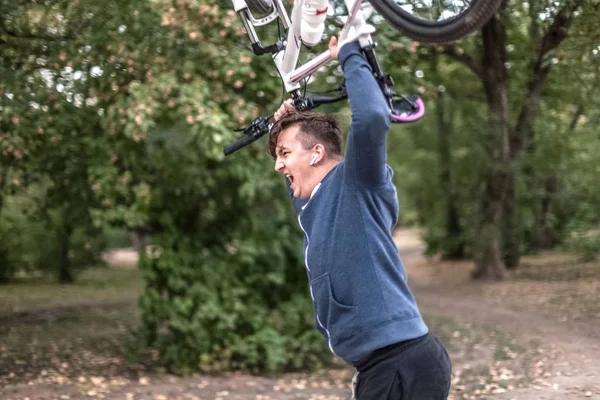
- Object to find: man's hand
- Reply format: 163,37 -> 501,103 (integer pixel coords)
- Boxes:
328,36 -> 340,61
329,24 -> 376,61
274,98 -> 295,121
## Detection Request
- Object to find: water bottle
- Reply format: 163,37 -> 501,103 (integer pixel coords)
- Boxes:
301,0 -> 329,47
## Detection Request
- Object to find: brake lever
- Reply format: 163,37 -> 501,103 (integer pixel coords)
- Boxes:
236,116 -> 271,134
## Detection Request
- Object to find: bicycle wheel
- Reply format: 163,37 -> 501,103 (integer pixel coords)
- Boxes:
368,0 -> 503,43
246,0 -> 274,15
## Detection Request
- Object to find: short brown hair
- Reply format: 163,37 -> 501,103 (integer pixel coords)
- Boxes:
268,110 -> 343,159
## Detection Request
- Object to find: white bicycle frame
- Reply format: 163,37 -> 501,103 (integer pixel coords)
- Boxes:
231,0 -> 375,94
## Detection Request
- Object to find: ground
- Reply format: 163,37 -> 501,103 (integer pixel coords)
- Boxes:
1,229 -> 599,400
395,230 -> 600,400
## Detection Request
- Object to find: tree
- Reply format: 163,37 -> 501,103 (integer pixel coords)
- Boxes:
84,0 -> 333,373
436,0 -> 588,278
1,0 -> 165,282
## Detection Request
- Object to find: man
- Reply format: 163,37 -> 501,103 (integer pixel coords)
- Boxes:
269,35 -> 452,399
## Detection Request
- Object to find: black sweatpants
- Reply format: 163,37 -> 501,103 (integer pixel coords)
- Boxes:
351,332 -> 452,400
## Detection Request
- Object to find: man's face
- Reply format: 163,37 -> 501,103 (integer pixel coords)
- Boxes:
274,125 -> 317,199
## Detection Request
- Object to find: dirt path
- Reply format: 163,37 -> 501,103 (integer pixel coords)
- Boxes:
395,229 -> 600,400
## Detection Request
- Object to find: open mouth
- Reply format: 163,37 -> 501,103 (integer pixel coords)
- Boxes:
286,174 -> 295,188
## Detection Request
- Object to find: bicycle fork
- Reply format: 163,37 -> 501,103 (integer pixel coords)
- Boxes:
362,45 -> 395,99
362,44 -> 418,111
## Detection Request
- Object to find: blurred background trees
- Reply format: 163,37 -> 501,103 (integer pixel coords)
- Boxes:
1,0 -> 599,374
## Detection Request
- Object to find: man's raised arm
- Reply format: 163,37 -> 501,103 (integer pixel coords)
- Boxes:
336,39 -> 391,187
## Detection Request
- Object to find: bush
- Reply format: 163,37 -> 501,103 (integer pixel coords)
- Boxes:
140,227 -> 331,374
566,229 -> 600,262
563,203 -> 600,262
89,3 -> 336,372
128,117 -> 333,373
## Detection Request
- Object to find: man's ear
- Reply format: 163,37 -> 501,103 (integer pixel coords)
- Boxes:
313,143 -> 326,164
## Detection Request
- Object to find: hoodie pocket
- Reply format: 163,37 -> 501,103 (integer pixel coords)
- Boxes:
310,273 -> 358,342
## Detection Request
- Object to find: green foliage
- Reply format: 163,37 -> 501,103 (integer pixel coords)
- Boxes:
566,228 -> 600,262
374,0 -> 600,267
1,0 -> 330,372
0,0 -> 158,282
126,111 -> 330,372
124,95 -> 331,372
140,234 -> 329,374
78,0 -> 330,373
2,0 -> 600,374
0,185 -> 108,282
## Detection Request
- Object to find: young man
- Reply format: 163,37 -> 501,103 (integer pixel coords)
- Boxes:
269,36 -> 452,399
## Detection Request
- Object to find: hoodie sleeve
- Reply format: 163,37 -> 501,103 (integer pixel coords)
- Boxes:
338,41 -> 391,188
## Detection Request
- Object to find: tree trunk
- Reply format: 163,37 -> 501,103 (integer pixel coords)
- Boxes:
0,168 -> 11,284
129,228 -> 148,264
502,173 -> 520,269
531,175 -> 559,248
436,89 -> 465,259
471,16 -> 510,280
502,0 -> 583,266
59,220 -> 74,284
531,105 -> 583,249
0,168 -> 8,221
435,0 -> 582,278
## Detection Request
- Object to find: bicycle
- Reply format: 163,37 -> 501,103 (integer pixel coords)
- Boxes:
223,0 -> 503,155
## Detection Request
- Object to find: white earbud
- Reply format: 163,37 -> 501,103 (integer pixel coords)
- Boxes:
309,153 -> 318,166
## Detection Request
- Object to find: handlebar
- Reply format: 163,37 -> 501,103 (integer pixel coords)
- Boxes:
223,132 -> 262,156
223,116 -> 271,156
222,91 -> 348,156
293,93 -> 348,111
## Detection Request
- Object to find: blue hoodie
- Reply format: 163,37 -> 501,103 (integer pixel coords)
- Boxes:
287,41 -> 428,364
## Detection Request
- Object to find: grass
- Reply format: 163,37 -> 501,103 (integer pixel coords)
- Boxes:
0,267 -> 149,386
0,267 -> 144,313
0,302 -> 149,386
514,252 -> 600,282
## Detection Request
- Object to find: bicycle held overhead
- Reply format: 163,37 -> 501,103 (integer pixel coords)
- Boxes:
222,0 -> 502,156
